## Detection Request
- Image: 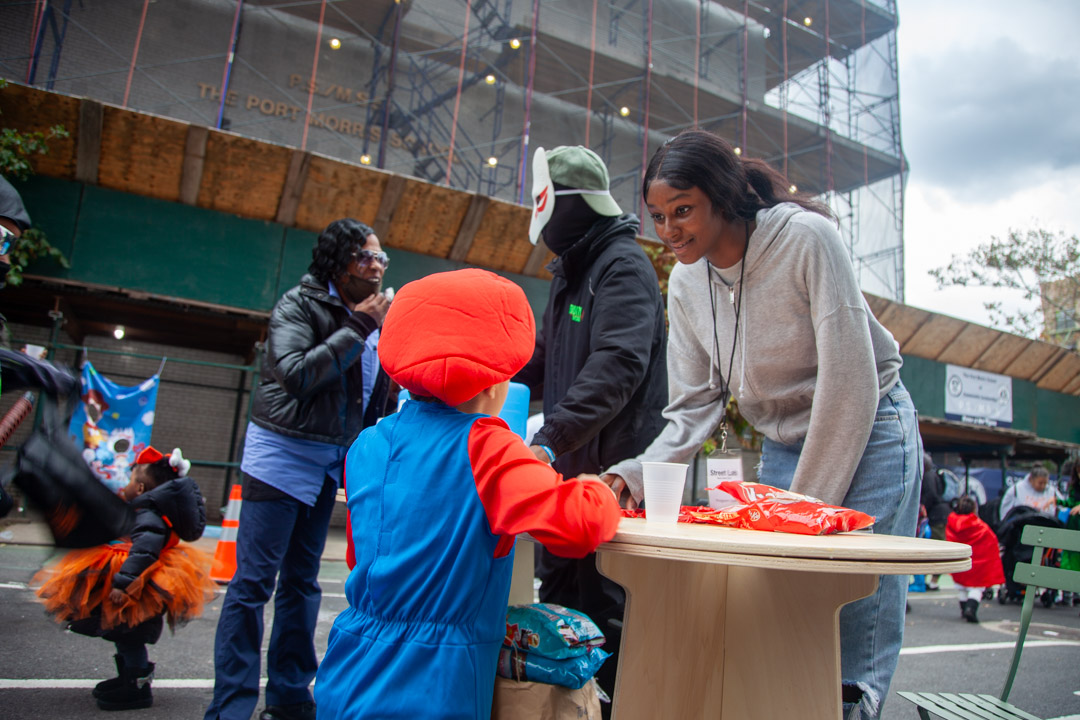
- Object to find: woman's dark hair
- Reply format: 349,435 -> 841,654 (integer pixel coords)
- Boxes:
643,129 -> 832,221
140,458 -> 179,489
309,218 -> 376,285
955,495 -> 978,515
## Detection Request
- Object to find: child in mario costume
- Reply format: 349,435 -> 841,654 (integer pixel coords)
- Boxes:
33,445 -> 215,711
314,269 -> 621,719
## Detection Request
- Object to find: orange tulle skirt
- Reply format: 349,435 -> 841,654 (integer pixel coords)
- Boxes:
33,541 -> 216,632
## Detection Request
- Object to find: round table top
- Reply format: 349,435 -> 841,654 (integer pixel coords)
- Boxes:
596,517 -> 970,573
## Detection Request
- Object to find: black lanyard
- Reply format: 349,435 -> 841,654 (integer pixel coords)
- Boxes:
707,223 -> 750,420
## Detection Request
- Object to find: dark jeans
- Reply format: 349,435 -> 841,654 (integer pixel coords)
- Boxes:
203,474 -> 336,720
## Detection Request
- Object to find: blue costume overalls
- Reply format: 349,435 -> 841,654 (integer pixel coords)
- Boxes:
315,401 -> 514,719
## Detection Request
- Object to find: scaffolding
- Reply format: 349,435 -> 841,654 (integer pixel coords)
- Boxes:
1,0 -> 906,300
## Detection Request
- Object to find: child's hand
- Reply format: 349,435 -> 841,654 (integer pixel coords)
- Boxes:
579,473 -> 623,505
108,588 -> 127,605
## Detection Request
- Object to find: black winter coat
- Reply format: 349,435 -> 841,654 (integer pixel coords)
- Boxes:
252,274 -> 388,445
514,214 -> 668,476
111,476 -> 207,591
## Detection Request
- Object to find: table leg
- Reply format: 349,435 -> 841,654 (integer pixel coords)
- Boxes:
597,552 -> 878,720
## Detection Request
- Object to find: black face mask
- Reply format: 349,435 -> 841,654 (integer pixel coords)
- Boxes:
541,183 -> 605,256
0,261 -> 10,290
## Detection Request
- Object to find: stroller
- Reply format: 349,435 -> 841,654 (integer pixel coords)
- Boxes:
995,505 -> 1065,606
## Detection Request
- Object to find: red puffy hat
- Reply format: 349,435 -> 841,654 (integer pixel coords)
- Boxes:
378,268 -> 536,406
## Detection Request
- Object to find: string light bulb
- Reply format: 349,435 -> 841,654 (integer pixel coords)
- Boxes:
803,16 -> 813,26
485,74 -> 496,85
360,154 -> 372,165
329,38 -> 341,50
509,38 -> 521,49
487,156 -> 498,167
113,326 -> 125,340
789,184 -> 798,193
619,106 -> 630,117
733,146 -> 742,156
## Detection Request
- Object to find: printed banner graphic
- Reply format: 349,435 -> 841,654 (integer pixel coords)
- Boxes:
68,362 -> 160,493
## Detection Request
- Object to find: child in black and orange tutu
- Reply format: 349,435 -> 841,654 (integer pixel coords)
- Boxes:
33,445 -> 215,711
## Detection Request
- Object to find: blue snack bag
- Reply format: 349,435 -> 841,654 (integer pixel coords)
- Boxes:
504,603 -> 606,660
496,646 -> 611,690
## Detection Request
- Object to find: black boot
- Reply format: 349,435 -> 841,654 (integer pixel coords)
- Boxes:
259,702 -> 316,720
92,655 -> 126,699
962,599 -> 979,623
95,662 -> 154,711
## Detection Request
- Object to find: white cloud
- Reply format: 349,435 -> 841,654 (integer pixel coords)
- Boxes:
897,0 -> 1080,331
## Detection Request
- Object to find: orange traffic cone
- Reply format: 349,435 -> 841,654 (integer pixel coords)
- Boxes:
210,484 -> 242,584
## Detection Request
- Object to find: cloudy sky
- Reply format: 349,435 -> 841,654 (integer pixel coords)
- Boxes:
897,0 -> 1080,331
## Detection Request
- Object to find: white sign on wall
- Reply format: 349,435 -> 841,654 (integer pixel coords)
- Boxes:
944,364 -> 1013,427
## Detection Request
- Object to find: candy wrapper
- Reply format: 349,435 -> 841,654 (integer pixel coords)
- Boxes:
623,481 -> 875,535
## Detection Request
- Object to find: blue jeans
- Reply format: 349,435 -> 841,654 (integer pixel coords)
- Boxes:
204,474 -> 337,720
758,380 -> 921,720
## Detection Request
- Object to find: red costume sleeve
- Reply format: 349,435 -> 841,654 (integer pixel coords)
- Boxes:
343,464 -> 356,570
468,417 -> 621,559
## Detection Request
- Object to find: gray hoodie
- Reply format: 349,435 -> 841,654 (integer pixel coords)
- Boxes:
607,203 -> 902,506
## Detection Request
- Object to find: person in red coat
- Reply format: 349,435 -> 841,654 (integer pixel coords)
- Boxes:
946,496 -> 1005,622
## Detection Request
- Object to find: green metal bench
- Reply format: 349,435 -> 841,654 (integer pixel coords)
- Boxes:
898,525 -> 1080,719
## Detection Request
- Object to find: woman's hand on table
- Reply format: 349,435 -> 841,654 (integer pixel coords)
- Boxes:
602,473 -> 639,510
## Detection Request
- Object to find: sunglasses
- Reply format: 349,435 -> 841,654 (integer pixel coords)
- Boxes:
353,248 -> 389,268
0,225 -> 14,256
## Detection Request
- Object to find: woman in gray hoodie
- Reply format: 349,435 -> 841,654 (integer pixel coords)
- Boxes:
603,129 -> 920,720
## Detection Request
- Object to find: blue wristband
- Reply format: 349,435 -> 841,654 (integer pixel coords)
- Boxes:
538,445 -> 556,463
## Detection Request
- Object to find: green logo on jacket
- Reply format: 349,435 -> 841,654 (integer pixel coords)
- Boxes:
568,304 -> 583,322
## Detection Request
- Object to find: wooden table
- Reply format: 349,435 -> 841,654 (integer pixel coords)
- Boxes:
594,518 -> 971,720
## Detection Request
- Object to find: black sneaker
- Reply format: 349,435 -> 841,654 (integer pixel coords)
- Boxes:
259,702 -> 316,720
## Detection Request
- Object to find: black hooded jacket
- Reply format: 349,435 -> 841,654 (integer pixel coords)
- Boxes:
514,214 -> 668,476
252,274 -> 388,445
111,476 -> 207,591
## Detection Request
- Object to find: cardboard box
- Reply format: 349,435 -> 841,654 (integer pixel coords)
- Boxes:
491,677 -> 602,720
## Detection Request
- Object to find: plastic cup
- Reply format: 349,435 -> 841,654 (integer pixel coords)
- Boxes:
641,461 -> 688,524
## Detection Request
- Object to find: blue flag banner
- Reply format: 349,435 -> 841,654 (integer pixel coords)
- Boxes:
68,361 -> 161,493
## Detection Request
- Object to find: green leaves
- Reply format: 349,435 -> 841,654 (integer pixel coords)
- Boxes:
1,79 -> 71,283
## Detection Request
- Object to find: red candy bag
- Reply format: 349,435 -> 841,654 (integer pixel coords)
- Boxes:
621,481 -> 874,535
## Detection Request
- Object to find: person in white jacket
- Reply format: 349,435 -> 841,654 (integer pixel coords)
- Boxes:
999,467 -> 1062,521
602,130 -> 920,720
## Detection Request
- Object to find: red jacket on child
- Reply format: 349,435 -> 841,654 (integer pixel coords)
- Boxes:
946,511 -> 1005,588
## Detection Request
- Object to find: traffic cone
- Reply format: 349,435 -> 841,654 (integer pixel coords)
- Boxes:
210,484 -> 242,584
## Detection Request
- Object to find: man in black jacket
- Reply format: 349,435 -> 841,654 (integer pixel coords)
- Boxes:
514,146 -> 667,712
205,219 -> 391,720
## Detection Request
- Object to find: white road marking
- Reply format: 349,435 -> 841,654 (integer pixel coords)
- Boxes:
0,581 -> 344,599
901,639 -> 1080,655
0,678 -> 255,689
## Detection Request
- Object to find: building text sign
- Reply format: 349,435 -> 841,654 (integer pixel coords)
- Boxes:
944,364 -> 1013,427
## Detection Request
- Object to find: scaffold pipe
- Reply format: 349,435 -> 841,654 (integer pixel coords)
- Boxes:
585,0 -> 598,147
517,0 -> 541,204
122,0 -> 151,108
694,0 -> 701,127
216,0 -> 245,130
300,0 -> 329,151
639,0 -> 654,220
446,0 -> 472,186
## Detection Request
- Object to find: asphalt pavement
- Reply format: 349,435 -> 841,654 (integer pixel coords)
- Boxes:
1,515 -> 1078,720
